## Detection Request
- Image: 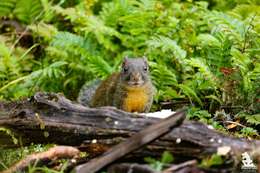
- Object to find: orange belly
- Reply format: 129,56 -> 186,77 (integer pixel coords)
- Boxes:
123,86 -> 148,113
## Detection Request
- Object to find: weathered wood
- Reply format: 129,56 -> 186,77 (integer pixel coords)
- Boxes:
106,161 -> 231,173
0,92 -> 259,160
107,163 -> 160,173
163,160 -> 197,173
74,110 -> 186,173
1,146 -> 80,173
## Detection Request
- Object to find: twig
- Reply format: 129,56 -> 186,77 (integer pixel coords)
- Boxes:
108,163 -> 160,173
1,146 -> 80,173
225,120 -> 246,128
163,160 -> 197,173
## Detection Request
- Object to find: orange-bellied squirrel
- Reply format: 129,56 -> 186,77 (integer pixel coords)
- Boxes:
77,57 -> 155,113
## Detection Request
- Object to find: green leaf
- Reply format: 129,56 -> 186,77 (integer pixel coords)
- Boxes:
0,0 -> 16,16
185,58 -> 217,86
161,151 -> 174,164
144,157 -> 156,164
13,0 -> 43,23
241,127 -> 258,136
245,114 -> 260,125
197,34 -> 221,48
178,84 -> 203,106
200,154 -> 224,168
146,36 -> 187,61
0,127 -> 18,145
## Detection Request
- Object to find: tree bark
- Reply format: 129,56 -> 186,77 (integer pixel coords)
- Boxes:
0,92 -> 259,160
74,110 -> 185,173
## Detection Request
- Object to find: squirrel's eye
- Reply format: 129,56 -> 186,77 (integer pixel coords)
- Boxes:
143,66 -> 148,72
123,67 -> 128,73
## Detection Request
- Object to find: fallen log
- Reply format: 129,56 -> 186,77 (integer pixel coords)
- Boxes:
106,160 -> 230,173
0,92 -> 259,161
107,163 -> 160,173
74,109 -> 186,173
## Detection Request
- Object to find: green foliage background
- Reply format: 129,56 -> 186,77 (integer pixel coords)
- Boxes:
0,0 -> 259,121
0,0 -> 260,171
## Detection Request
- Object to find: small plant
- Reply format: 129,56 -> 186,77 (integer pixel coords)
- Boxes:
187,107 -> 212,123
240,127 -> 258,137
144,151 -> 174,171
200,154 -> 224,168
0,144 -> 54,171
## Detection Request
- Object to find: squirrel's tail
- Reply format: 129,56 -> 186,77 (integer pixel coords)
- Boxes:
77,79 -> 101,106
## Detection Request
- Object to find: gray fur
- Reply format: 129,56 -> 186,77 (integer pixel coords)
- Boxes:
77,79 -> 102,106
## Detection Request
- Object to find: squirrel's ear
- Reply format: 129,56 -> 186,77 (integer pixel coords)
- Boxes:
142,56 -> 148,64
122,56 -> 129,66
124,56 -> 129,61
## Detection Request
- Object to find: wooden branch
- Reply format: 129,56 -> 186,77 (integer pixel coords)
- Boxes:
74,110 -> 186,173
105,161 -> 231,173
1,146 -> 80,173
0,92 -> 259,161
107,163 -> 160,173
163,160 -> 197,173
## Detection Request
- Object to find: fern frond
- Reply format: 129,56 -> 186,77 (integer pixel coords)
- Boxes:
13,0 -> 43,23
51,32 -> 87,56
49,32 -> 113,79
185,58 -> 217,86
146,36 -> 186,61
53,5 -> 121,51
207,11 -> 259,53
178,84 -> 203,106
87,56 -> 114,78
150,62 -> 177,88
231,48 -> 251,73
0,0 -> 16,17
82,16 -> 122,51
29,61 -> 67,85
245,114 -> 260,125
248,63 -> 260,81
28,22 -> 58,41
100,0 -> 131,27
197,34 -> 221,48
230,4 -> 260,19
207,11 -> 245,35
132,0 -> 157,10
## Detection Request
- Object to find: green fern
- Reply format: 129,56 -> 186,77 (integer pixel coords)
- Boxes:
87,56 -> 114,78
150,62 -> 177,88
146,36 -> 187,61
53,6 -> 121,52
185,58 -> 217,87
14,0 -> 43,23
99,0 -> 131,27
0,0 -> 16,17
0,0 -> 43,23
0,0 -> 259,112
178,84 -> 203,106
49,32 -> 114,78
245,114 -> 260,125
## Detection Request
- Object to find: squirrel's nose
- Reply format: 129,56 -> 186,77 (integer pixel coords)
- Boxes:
132,72 -> 141,82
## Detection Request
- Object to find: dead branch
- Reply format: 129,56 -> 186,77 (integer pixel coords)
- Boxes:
0,92 -> 259,162
1,146 -> 80,173
74,110 -> 186,173
108,163 -> 160,173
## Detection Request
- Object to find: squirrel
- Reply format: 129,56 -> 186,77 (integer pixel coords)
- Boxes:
77,57 -> 155,113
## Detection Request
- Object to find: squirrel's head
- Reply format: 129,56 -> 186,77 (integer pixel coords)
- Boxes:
120,56 -> 150,87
